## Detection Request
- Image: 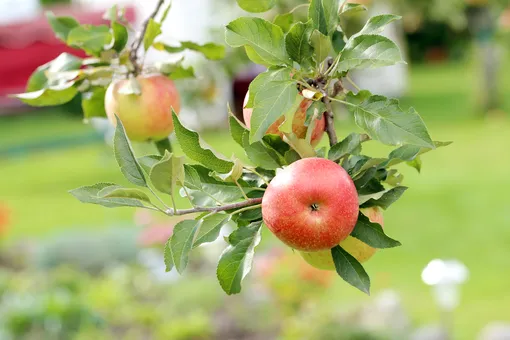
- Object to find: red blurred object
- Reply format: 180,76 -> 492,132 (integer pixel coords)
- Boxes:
0,203 -> 10,237
0,5 -> 135,110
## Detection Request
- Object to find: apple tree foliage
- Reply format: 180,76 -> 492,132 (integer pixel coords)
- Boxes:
16,0 -> 449,295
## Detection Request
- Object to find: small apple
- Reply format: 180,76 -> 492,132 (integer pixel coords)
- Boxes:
262,158 -> 359,251
300,207 -> 384,270
243,91 -> 325,146
105,74 -> 181,141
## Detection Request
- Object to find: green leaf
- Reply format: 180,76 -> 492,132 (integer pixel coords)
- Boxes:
340,3 -> 367,16
385,141 -> 452,167
154,41 -> 226,60
193,214 -> 231,248
328,133 -> 365,162
159,1 -> 172,23
229,115 -> 248,147
346,91 -> 434,148
354,14 -> 401,37
82,87 -> 107,119
26,53 -> 82,92
336,34 -> 404,74
225,17 -> 290,66
236,0 -> 275,13
250,81 -> 299,143
385,170 -> 404,187
273,13 -> 294,33
246,67 -> 291,108
138,155 -> 162,174
103,4 -> 118,22
113,116 -> 147,186
98,187 -> 153,205
67,25 -> 113,56
353,167 -> 377,189
308,0 -> 340,36
310,29 -> 333,64
143,18 -> 162,51
351,213 -> 401,249
69,183 -> 146,208
158,61 -> 196,80
244,46 -> 273,67
172,111 -> 234,173
111,22 -> 128,52
149,150 -> 185,195
164,239 -> 174,272
285,21 -> 314,67
362,186 -> 407,210
14,85 -> 77,107
167,220 -> 202,274
217,222 -> 262,295
331,245 -> 370,295
244,141 -> 284,170
407,156 -> 422,173
46,12 -> 79,41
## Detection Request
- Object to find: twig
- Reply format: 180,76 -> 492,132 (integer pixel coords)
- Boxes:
165,198 -> 263,216
323,97 -> 338,146
129,0 -> 166,75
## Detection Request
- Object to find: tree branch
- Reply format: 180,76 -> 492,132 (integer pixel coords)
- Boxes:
323,97 -> 338,146
129,0 -> 166,75
166,197 -> 263,216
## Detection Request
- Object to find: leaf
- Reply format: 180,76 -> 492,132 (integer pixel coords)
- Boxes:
229,115 -> 248,147
354,14 -> 401,38
155,138 -> 172,156
69,183 -> 146,208
159,1 -> 172,23
385,170 -> 404,187
244,45 -> 273,67
111,22 -> 128,52
225,17 -> 290,66
353,167 -> 377,189
143,18 -> 162,51
351,213 -> 401,249
193,214 -> 231,248
158,61 -> 196,80
154,41 -> 226,60
164,239 -> 174,272
138,155 -> 162,174
46,12 -> 79,41
113,116 -> 147,186
172,111 -> 234,173
362,186 -> 408,210
167,220 -> 202,274
244,141 -> 284,170
386,141 -> 452,167
273,13 -> 294,33
246,67 -> 291,108
346,91 -> 434,148
341,3 -> 367,16
14,85 -> 77,107
149,150 -> 185,195
328,133 -> 364,162
285,21 -> 314,67
98,187 -> 153,205
310,29 -> 333,64
103,4 -> 118,21
332,245 -> 370,295
250,81 -> 299,143
336,35 -> 404,74
26,53 -> 82,92
82,87 -> 107,119
308,0 -> 340,36
236,0 -> 276,13
407,156 -> 422,173
217,222 -> 262,295
67,25 -> 113,56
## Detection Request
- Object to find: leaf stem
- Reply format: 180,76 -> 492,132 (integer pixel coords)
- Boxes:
328,97 -> 357,107
129,0 -> 166,75
246,168 -> 270,186
165,198 -> 263,216
346,75 -> 361,92
235,180 -> 250,200
147,185 -> 172,211
231,204 -> 262,216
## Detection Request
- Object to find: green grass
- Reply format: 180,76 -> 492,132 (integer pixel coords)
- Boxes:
1,57 -> 509,338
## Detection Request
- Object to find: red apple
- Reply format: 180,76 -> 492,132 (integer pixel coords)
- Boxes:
262,158 -> 359,251
300,207 -> 384,270
105,74 -> 181,142
243,91 -> 325,146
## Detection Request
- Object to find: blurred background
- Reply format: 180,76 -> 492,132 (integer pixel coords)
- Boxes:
1,0 -> 509,339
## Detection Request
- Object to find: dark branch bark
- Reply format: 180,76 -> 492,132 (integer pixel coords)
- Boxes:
129,0 -> 166,75
323,96 -> 338,146
167,197 -> 263,216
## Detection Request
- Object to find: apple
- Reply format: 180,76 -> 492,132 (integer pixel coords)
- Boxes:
243,91 -> 325,146
105,74 -> 181,142
300,207 -> 384,270
262,158 -> 359,251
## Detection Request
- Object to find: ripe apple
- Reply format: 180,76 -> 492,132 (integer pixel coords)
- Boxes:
243,91 -> 325,146
300,207 -> 384,270
262,158 -> 359,251
105,74 -> 181,142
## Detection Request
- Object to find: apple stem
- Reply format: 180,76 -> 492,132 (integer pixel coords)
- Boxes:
129,0 -> 166,75
164,197 -> 263,216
